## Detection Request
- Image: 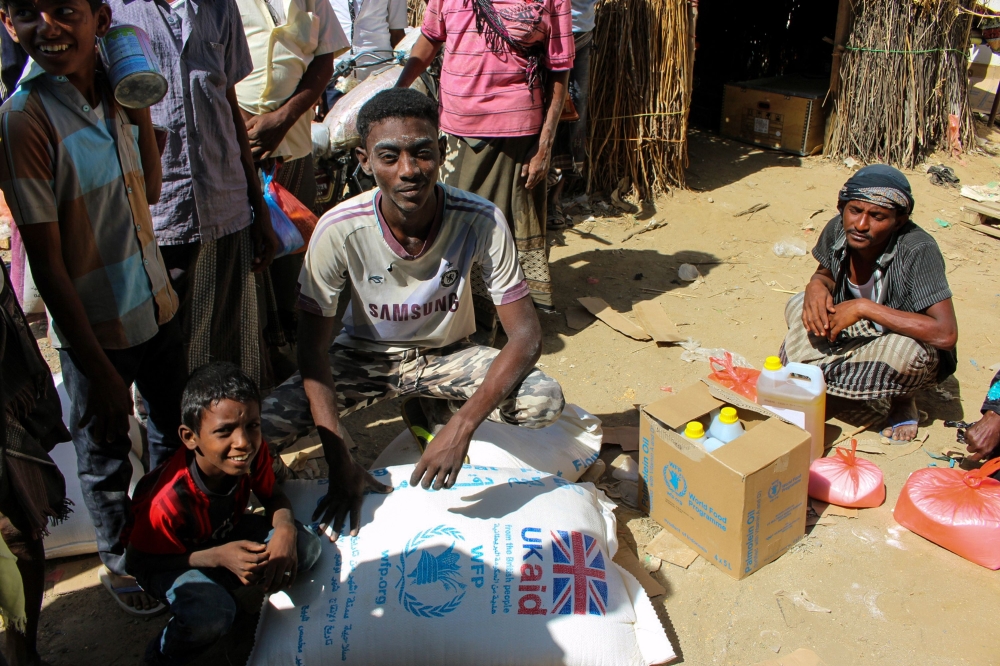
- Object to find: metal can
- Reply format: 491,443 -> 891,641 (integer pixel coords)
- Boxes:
98,25 -> 168,109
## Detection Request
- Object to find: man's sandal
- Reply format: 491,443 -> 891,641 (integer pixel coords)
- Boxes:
98,566 -> 167,617
881,419 -> 919,444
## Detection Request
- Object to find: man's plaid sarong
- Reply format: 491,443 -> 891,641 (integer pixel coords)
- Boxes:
779,292 -> 940,401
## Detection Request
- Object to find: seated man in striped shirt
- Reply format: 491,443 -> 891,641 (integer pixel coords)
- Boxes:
261,89 -> 564,539
780,165 -> 958,442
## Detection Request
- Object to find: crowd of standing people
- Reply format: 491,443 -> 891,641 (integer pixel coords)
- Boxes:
2,0 -> 992,662
0,0 -> 593,660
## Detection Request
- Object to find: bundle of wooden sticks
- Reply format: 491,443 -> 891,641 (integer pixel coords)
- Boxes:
828,0 -> 975,169
587,0 -> 692,197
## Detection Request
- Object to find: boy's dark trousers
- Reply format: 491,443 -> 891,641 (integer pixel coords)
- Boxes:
59,318 -> 188,576
134,515 -> 323,666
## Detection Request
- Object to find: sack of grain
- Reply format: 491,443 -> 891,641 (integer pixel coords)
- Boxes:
372,403 -> 602,482
248,466 -> 676,666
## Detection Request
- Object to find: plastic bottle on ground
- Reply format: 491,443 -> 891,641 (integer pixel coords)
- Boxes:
709,406 -> 745,444
756,356 -> 827,460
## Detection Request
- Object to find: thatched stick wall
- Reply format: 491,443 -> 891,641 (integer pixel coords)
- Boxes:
827,0 -> 975,169
587,0 -> 692,197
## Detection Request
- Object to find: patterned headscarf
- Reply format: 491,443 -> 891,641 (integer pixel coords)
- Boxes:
838,164 -> 914,215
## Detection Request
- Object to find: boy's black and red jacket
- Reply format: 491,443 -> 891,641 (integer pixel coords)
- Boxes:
122,444 -> 276,557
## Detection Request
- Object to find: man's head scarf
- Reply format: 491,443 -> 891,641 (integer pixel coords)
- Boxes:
838,164 -> 914,215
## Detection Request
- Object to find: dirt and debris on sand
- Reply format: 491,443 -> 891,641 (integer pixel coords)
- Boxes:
11,129 -> 1000,665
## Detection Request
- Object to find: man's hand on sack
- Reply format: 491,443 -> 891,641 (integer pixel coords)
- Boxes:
964,410 -> 1000,462
313,426 -> 392,541
409,417 -> 474,491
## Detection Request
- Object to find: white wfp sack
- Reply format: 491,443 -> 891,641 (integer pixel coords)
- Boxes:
43,374 -> 144,559
372,404 -> 602,482
249,466 -> 676,666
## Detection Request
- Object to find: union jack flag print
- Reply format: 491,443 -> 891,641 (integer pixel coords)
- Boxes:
551,530 -> 608,615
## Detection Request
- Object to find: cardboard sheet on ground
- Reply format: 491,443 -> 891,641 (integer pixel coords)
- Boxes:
643,530 -> 698,569
846,438 -> 923,460
578,297 -> 651,341
969,44 -> 1000,115
372,404 -> 602,482
249,468 -> 677,666
612,548 -> 665,598
603,426 -> 640,452
565,305 -> 595,330
631,302 -> 683,344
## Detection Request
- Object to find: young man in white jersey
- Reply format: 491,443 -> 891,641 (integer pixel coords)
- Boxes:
261,88 -> 565,539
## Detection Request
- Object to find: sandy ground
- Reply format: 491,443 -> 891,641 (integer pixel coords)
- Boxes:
9,128 -> 1000,665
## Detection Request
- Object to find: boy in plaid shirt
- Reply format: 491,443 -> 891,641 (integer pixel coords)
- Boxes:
0,0 -> 188,616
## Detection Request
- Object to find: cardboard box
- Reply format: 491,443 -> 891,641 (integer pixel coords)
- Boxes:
720,77 -> 827,156
968,43 -> 1000,115
638,380 -> 811,580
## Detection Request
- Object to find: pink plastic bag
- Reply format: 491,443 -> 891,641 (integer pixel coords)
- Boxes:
894,458 -> 1000,569
948,113 -> 962,159
808,439 -> 885,508
708,352 -> 761,401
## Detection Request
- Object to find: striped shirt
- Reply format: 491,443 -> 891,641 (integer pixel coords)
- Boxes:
813,216 -> 952,314
0,63 -> 177,350
422,0 -> 575,138
109,0 -> 256,246
298,183 -> 530,352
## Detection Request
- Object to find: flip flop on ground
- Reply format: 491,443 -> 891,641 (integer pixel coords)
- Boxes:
98,566 -> 166,617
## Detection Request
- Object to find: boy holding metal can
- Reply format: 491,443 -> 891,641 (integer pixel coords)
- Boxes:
0,0 -> 189,624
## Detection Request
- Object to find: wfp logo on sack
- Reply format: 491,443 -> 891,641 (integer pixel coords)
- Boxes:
663,462 -> 687,502
396,526 -> 467,618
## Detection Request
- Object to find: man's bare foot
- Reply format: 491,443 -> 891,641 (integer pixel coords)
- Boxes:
100,568 -> 162,613
880,395 -> 919,442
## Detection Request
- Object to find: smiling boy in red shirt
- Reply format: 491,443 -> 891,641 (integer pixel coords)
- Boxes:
124,363 -> 321,665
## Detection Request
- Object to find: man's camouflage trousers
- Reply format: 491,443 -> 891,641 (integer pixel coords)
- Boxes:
262,340 -> 565,450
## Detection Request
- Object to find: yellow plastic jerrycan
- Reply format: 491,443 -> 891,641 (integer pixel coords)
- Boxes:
756,356 -> 827,460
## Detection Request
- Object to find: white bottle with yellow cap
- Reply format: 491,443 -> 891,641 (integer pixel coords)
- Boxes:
680,421 -> 725,452
708,406 -> 745,444
756,356 -> 827,460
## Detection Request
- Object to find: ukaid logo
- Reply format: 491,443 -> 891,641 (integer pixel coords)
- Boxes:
551,531 -> 608,616
514,528 -> 608,617
395,526 -> 467,618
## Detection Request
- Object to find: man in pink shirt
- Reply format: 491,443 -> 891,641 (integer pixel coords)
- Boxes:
396,0 -> 574,342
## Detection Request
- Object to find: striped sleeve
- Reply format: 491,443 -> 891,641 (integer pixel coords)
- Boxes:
811,217 -> 841,272
544,0 -> 575,71
0,110 -> 58,226
900,240 -> 952,313
421,0 -> 446,42
225,0 -> 254,85
477,205 -> 529,306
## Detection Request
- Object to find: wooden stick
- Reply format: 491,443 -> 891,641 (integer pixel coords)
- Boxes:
826,419 -> 879,449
